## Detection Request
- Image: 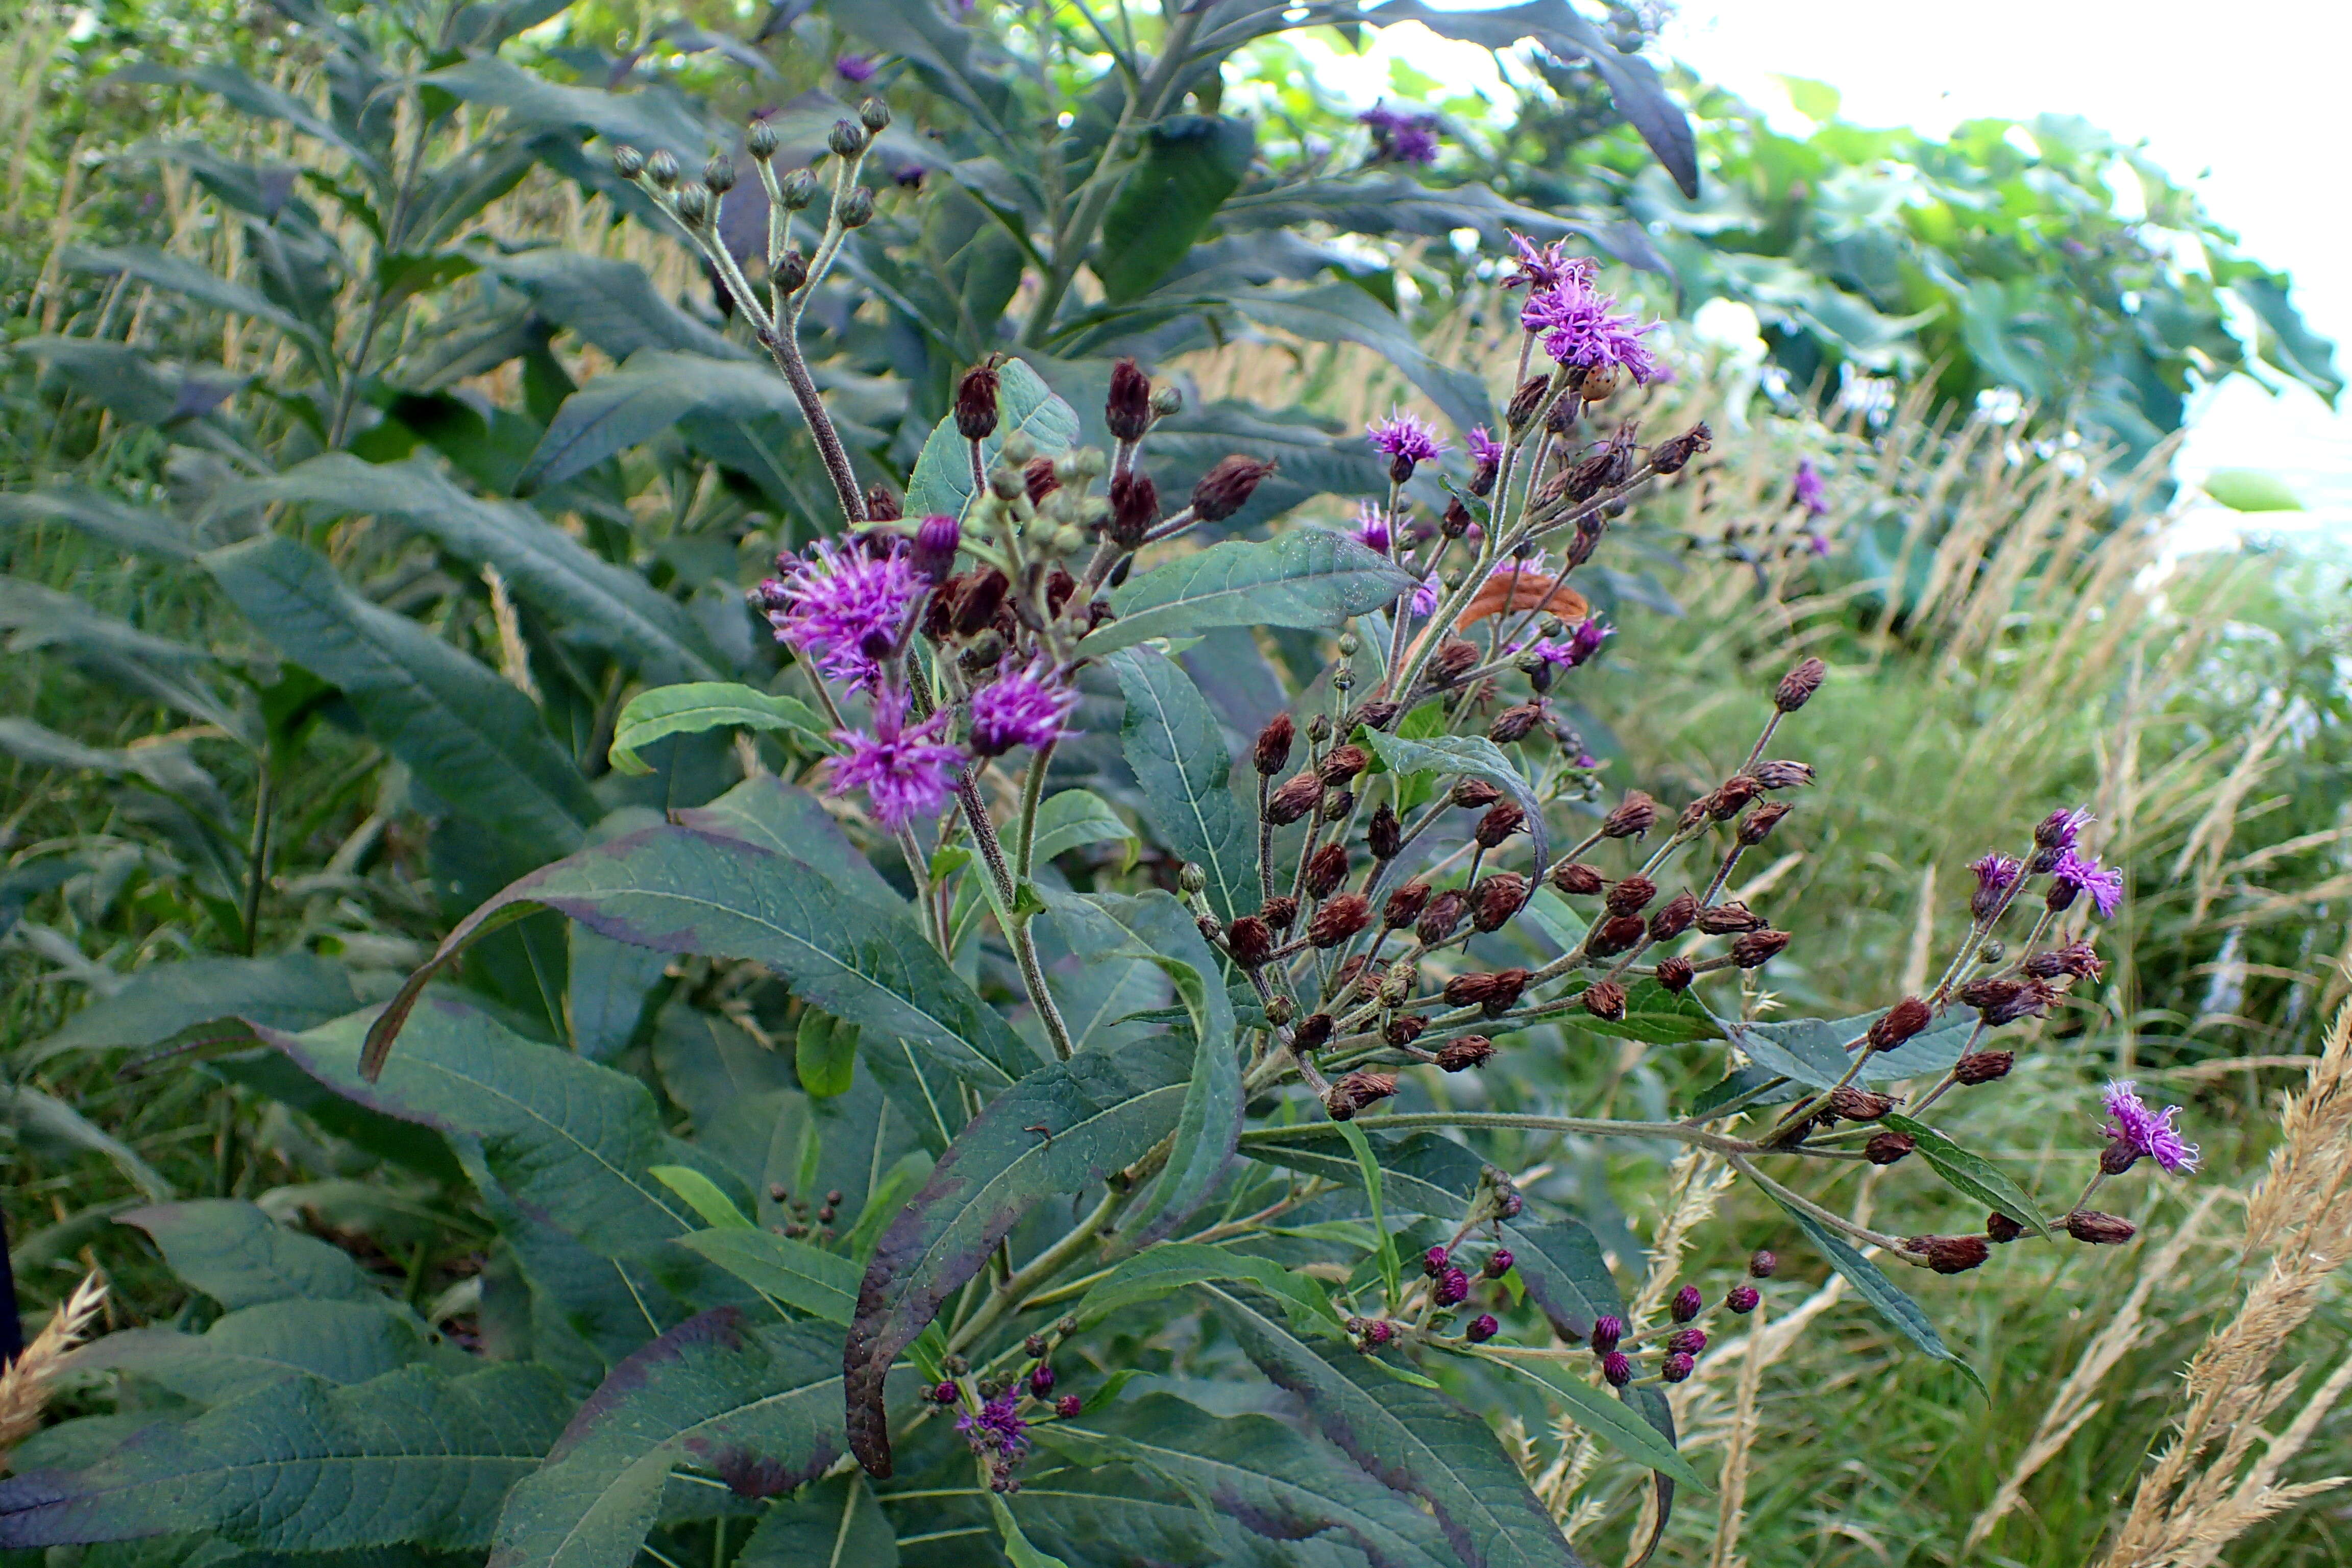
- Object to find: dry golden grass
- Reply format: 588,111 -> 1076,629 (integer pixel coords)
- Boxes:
0,1272 -> 108,1472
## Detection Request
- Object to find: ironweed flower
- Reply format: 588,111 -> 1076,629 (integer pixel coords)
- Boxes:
2050,848 -> 2124,919
1366,408 -> 1447,481
2101,1081 -> 2199,1174
1791,459 -> 1829,518
824,698 -> 963,831
1466,1313 -> 1499,1342
1354,501 -> 1394,554
968,658 -> 1077,755
835,53 -> 877,82
2036,805 -> 2094,850
1360,103 -> 1440,164
1466,424 -> 1503,467
957,1390 -> 1030,1457
1969,852 -> 2023,919
1520,274 -> 1661,384
758,538 -> 922,692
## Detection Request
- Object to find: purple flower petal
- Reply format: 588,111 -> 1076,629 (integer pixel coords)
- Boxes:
2102,1080 -> 2199,1174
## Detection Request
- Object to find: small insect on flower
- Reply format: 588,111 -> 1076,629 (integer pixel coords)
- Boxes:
2101,1080 -> 2200,1174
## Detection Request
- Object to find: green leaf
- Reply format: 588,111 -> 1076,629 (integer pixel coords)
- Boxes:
1097,115 -> 1256,302
0,487 -> 197,561
25,336 -> 244,428
1231,283 -> 1493,437
677,774 -> 901,908
1206,1286 -> 1585,1568
1074,1241 -> 1343,1332
204,534 -> 595,858
66,1298 -> 430,1407
1108,647 -> 1258,921
4,1086 -> 175,1202
517,349 -> 814,494
359,824 -> 1026,1089
488,1311 -> 845,1568
1561,980 -> 1719,1045
1503,1219 -> 1620,1345
1761,1192 -> 1985,1393
738,1473 -> 898,1567
219,456 -> 724,684
1712,1006 -> 1977,1090
118,1200 -> 368,1308
795,1008 -> 861,1099
1461,1349 -> 1707,1492
473,251 -> 748,364
1137,400 -> 1392,534
648,1165 -> 753,1230
671,1229 -> 860,1326
110,60 -> 380,171
1080,527 -> 1416,659
1359,726 -> 1550,883
608,683 -> 830,776
63,243 -> 321,342
423,55 -> 707,160
844,1033 -> 1197,1477
1334,1119 -> 1403,1311
903,357 -> 1079,521
0,1364 -> 568,1550
1880,1112 -> 2051,1237
990,1493 -> 1073,1568
2202,468 -> 2303,512
1027,788 -> 1134,866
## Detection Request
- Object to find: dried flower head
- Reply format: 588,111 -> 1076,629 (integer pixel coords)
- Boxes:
1866,1130 -> 1916,1165
1912,1233 -> 1992,1273
1325,1069 -> 1399,1121
1265,773 -> 1322,826
1648,890 -> 1698,941
1582,979 -> 1628,1021
1969,852 -> 2024,919
1869,996 -> 1932,1051
1954,1049 -> 2015,1085
1437,1035 -> 1496,1072
1308,893 -> 1373,948
1106,358 -> 1153,443
1191,455 -> 1277,522
1552,861 -> 1606,896
2064,1209 -> 2138,1245
1774,656 -> 1827,713
1471,872 -> 1528,932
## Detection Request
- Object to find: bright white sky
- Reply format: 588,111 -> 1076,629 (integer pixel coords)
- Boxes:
1300,0 -> 2352,537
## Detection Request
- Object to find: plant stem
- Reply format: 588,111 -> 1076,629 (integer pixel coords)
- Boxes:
947,1187 -> 1123,1355
956,773 -> 1075,1060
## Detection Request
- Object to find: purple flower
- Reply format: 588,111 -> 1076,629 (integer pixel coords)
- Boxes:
2037,806 -> 2095,851
758,537 -> 922,693
1366,409 -> 1448,467
1501,232 -> 1593,294
2102,1080 -> 2199,1174
1527,618 -> 1610,669
825,697 -> 964,831
1466,425 -> 1503,467
1360,102 -> 1440,164
835,53 -> 877,82
969,658 -> 1079,756
1521,276 -> 1662,384
955,1390 -> 1031,1457
1410,574 -> 1439,618
1355,501 -> 1393,555
1792,459 -> 1829,519
2051,848 -> 2125,919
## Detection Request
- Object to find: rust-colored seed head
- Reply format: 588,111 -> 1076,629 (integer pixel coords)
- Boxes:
1984,978 -> 2056,1027
1774,656 -> 1827,713
1321,787 -> 1354,821
1587,914 -> 1646,956
1265,773 -> 1322,826
1696,900 -> 1765,935
1368,803 -> 1402,860
1868,996 -> 1932,1051
1443,968 -> 1527,1014
1912,1233 -> 1991,1273
1676,798 -> 1711,835
1444,495 -> 1477,536
1958,976 -> 2021,1012
1708,775 -> 1763,821
1318,744 -> 1370,785
1471,872 -> 1528,933
1489,702 -> 1544,744
1826,1085 -> 1893,1121
1751,758 -> 1815,790
1605,875 -> 1657,917
1954,1049 -> 2015,1085
1985,1211 -> 2026,1244
1260,895 -> 1298,933
1106,357 -> 1153,443
1475,801 -> 1525,848
1308,893 -> 1373,948
1332,955 -> 1380,996
1224,916 -> 1275,968
1552,861 -> 1605,896
1506,373 -> 1548,432
864,483 -> 902,521
1107,471 -> 1158,546
1437,1036 -> 1495,1071
1044,567 -> 1079,618
1417,890 -> 1468,945
1305,843 -> 1352,900
1325,1069 -> 1398,1121
1291,1012 -> 1334,1052
1648,420 -> 1712,474
1582,979 -> 1628,1020
1350,700 -> 1402,732
1383,880 -> 1431,928
1022,455 -> 1061,505
1254,713 -> 1295,776
1648,890 -> 1698,942
1385,1013 -> 1428,1047
1433,639 -> 1481,687
1602,790 -> 1657,839
1191,455 -> 1277,522
1739,801 -> 1793,845
950,567 -> 1011,637
1865,1131 -> 1916,1165
1655,954 -> 1696,992
1453,779 -> 1503,809
1730,929 -> 1790,968
2065,1209 -> 2137,1245
954,362 -> 1000,441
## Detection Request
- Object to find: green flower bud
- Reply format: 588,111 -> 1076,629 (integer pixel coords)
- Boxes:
746,120 -> 779,160
1150,385 -> 1183,418
611,145 -> 645,179
828,118 -> 869,158
673,184 -> 709,225
702,155 -> 737,193
858,96 -> 892,132
645,149 -> 680,188
780,168 -> 820,210
837,185 -> 875,228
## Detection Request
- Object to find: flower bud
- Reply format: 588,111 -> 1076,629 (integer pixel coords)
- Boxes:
611,144 -> 648,180
1697,901 -> 1765,935
1751,759 -> 1815,790
1471,873 -> 1528,932
1177,862 -> 1208,898
2026,940 -> 2104,981
1671,1285 -> 1704,1324
1648,891 -> 1697,942
1677,799 -> 1711,835
1381,1016 -> 1425,1051
1029,1364 -> 1056,1396
1582,979 -> 1628,1021
1590,1314 -> 1624,1354
1552,861 -> 1605,896
1953,1049 -> 2015,1085
645,148 -> 680,187
2100,1139 -> 2142,1176
1738,801 -> 1793,845
1437,1035 -> 1496,1072
1985,1211 -> 2026,1244
2064,1209 -> 2136,1244
1911,1234 -> 1991,1273
1662,1352 -> 1696,1382
1603,791 -> 1658,839
1321,787 -> 1354,821
1774,656 -> 1826,712
1305,843 -> 1351,900
954,363 -> 1000,442
1442,496 -> 1476,539
1055,1393 -> 1083,1418
1367,803 -> 1403,861
1106,358 -> 1153,443
1475,801 -> 1525,848
1605,875 -> 1656,917
1308,893 -> 1372,948
858,95 -> 892,131
1648,421 -> 1712,475
1237,714 -> 1293,781
1258,896 -> 1298,934
673,184 -> 709,224
1423,1244 -> 1452,1279
1291,1012 -> 1334,1052
1453,779 -> 1502,809
1587,915 -> 1646,956
774,245 -> 810,292
1488,702 -> 1543,744
1191,456 -> 1277,522
703,155 -> 738,193
1358,1317 -> 1394,1348
1708,774 -> 1763,820
780,167 -> 820,209
1383,880 -> 1430,929
1730,929 -> 1790,968
1417,890 -> 1467,945
828,117 -> 868,157
1654,955 -> 1695,992
1484,1248 -> 1514,1280
1867,996 -> 1931,1051
1265,773 -> 1321,826
932,1380 -> 960,1404
1101,470 -> 1157,547
743,119 -> 779,161
1021,454 -> 1061,506
837,185 -> 875,227
1506,374 -> 1548,432
1318,744 -> 1369,785
1726,1284 -> 1760,1314
1866,1131 -> 1916,1164
1443,967 -> 1530,1016
1748,1250 -> 1778,1279
1826,1085 -> 1893,1121
1224,915 -> 1275,969
1601,1351 -> 1633,1387
1434,1268 -> 1471,1308
1434,639 -> 1485,690
1325,1068 -> 1398,1121
1466,1313 -> 1499,1342
908,513 -> 960,581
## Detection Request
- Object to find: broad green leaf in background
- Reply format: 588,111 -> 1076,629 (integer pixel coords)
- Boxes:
1763,1193 -> 1986,1394
1360,726 -> 1551,889
64,243 -> 323,345
0,1364 -> 568,1550
737,1473 -> 898,1567
1026,788 -> 1135,866
27,954 -> 372,1064
1231,283 -> 1492,437
676,773 -> 902,906
63,1298 -> 431,1408
607,682 -> 831,775
1096,115 -> 1256,302
795,1008 -> 861,1098
1463,1350 -> 1707,1493
1109,647 -> 1257,921
5,1087 -> 175,1203
647,1165 -> 753,1230
516,349 -> 814,493
2202,468 -> 2302,512
1073,1242 -> 1343,1332
903,357 -> 1080,520
1503,1218 -> 1621,1345
0,486 -> 199,561
118,1200 -> 368,1309
844,1032 -> 1196,1477
1079,527 -> 1417,658
1880,1112 -> 2051,1236
472,249 -> 748,363
488,1311 -> 845,1568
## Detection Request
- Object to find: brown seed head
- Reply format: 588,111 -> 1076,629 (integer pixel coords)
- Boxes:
1953,1049 -> 2015,1085
1106,358 -> 1153,443
1107,471 -> 1158,547
1321,786 -> 1354,821
1022,455 -> 1061,505
1489,703 -> 1544,745
1265,773 -> 1322,826
1696,901 -> 1766,935
1868,996 -> 1933,1051
1325,1069 -> 1398,1121
1432,639 -> 1482,687
1986,1211 -> 2027,1244
1471,873 -> 1528,933
1866,1131 -> 1916,1165
1605,876 -> 1657,917
1654,955 -> 1696,992
1349,700 -> 1402,732
1254,713 -> 1295,776
1738,801 -> 1793,845
1602,791 -> 1658,839
1416,890 -> 1468,945
1648,890 -> 1698,942
1291,1012 -> 1334,1052
1475,801 -> 1525,848
1730,929 -> 1790,968
1750,758 -> 1816,790
1826,1085 -> 1893,1121
1452,779 -> 1503,809
1708,775 -> 1763,821
864,483 -> 902,522
1191,456 -> 1277,523
1319,744 -> 1369,785
954,362 -> 1000,441
1305,843 -> 1352,900
1443,496 -> 1477,537
1437,1036 -> 1496,1071
2064,1210 -> 2138,1246
1383,880 -> 1431,929
1587,915 -> 1647,957
1368,803 -> 1402,860
1648,421 -> 1712,475
2100,1138 -> 2142,1176
1910,1233 -> 1991,1274
1552,861 -> 1605,896
1582,980 -> 1628,1021
1774,656 -> 1827,713
1260,895 -> 1298,933
1385,1013 -> 1428,1048
1505,374 -> 1549,432
1224,916 -> 1275,968
1308,893 -> 1373,948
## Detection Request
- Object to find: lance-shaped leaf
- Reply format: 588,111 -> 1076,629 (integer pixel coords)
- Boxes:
489,1310 -> 845,1568
1502,1219 -> 1620,1346
1360,727 -> 1550,893
903,357 -> 1079,521
205,534 -> 595,858
1879,1113 -> 2052,1237
1231,284 -> 1492,437
6,1088 -> 175,1203
1109,647 -> 1258,921
0,1363 -> 568,1549
1711,1004 -> 1981,1091
1457,1350 -> 1705,1493
119,1200 -> 366,1308
1073,1242 -> 1341,1333
672,1230 -> 860,1326
1027,788 -> 1134,866
358,825 -> 1024,1087
219,456 -> 723,684
1206,1286 -> 1584,1568
737,1473 -> 898,1567
63,1298 -> 429,1407
1138,400 -> 1392,535
64,244 -> 321,343
473,251 -> 749,363
606,683 -> 830,776
1556,980 -> 1718,1045
0,487 -> 198,561
517,350 -> 813,493
423,55 -> 708,160
1097,114 -> 1255,302
1078,528 -> 1416,659
1761,1193 -> 1986,1394
675,773 -> 901,907
845,1033 -> 1196,1477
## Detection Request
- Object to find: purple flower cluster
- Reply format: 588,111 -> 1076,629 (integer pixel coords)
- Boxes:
969,658 -> 1079,756
2051,848 -> 2125,919
1792,459 -> 1829,519
1360,103 -> 1440,164
1354,501 -> 1393,555
955,1390 -> 1031,1457
1520,270 -> 1662,384
836,53 -> 877,82
824,697 -> 963,831
1502,233 -> 1593,295
1366,409 -> 1448,467
2102,1081 -> 2199,1174
1466,425 -> 1503,468
1527,619 -> 1610,669
760,537 -> 921,693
